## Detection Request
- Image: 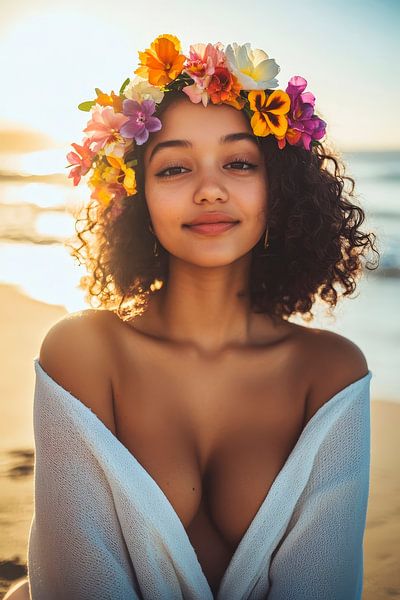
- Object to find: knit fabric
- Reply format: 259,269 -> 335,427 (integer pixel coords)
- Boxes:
27,358 -> 372,600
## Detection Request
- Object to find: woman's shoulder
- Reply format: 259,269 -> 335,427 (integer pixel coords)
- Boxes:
38,308 -> 115,366
289,323 -> 370,422
38,309 -> 118,433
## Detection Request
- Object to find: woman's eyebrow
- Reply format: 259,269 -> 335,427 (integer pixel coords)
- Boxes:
148,132 -> 259,163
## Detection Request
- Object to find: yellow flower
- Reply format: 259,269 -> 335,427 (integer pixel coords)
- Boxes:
91,186 -> 114,206
89,174 -> 114,206
122,167 -> 136,195
106,155 -> 137,196
248,89 -> 290,137
88,159 -> 135,207
88,164 -> 115,206
135,34 -> 186,86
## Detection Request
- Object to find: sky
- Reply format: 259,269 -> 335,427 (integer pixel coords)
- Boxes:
0,0 -> 399,158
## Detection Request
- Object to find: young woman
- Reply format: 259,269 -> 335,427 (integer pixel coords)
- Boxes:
7,35 -> 379,600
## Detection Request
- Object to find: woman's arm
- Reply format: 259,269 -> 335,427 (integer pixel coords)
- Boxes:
266,370 -> 371,600
27,315 -> 142,599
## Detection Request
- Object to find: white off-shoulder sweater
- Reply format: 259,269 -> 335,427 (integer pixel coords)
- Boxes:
27,358 -> 373,600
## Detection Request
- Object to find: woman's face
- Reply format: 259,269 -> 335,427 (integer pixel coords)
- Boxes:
143,96 -> 268,267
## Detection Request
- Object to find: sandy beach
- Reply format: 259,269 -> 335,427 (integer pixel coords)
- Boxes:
0,282 -> 398,599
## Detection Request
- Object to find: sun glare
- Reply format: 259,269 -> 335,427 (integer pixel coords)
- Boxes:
0,10 -> 130,145
17,148 -> 70,176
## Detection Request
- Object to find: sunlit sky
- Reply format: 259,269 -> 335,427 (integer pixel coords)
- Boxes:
1,0 -> 399,157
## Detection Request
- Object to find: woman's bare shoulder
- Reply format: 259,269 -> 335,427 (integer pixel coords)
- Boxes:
288,323 -> 369,420
38,309 -> 117,432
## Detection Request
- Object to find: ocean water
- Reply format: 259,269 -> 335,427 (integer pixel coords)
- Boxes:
0,150 -> 399,401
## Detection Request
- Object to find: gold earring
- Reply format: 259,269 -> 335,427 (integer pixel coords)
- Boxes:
263,225 -> 269,249
148,222 -> 159,257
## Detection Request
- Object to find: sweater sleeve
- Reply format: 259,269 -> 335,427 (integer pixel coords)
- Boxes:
266,378 -> 371,600
27,370 -> 142,600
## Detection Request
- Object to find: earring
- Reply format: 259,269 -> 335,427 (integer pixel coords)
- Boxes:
148,222 -> 159,257
263,225 -> 270,249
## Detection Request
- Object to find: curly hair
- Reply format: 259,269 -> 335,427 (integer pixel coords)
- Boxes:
66,90 -> 380,322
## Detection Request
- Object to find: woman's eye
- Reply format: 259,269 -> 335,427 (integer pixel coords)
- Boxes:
156,166 -> 189,178
155,160 -> 257,178
226,161 -> 257,170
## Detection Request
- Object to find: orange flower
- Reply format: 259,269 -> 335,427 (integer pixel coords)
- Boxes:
95,90 -> 123,113
135,34 -> 186,87
248,90 -> 290,137
207,68 -> 245,109
276,127 -> 302,149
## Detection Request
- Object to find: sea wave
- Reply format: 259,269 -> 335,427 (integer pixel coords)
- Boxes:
0,170 -> 67,186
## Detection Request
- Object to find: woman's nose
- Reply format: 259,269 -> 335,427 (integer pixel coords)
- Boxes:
192,169 -> 229,204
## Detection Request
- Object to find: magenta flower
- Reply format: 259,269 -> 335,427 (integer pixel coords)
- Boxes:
284,76 -> 327,150
120,99 -> 162,145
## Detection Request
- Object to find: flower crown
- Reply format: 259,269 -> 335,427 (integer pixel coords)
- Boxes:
67,33 -> 327,215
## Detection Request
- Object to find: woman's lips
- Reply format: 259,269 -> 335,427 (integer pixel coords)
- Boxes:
184,222 -> 239,234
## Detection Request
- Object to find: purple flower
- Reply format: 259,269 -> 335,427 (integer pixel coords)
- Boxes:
285,76 -> 326,150
120,98 -> 162,145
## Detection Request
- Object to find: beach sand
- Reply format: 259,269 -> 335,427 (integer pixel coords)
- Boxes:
0,282 -> 398,599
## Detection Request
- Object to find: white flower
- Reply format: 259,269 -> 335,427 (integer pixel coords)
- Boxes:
225,43 -> 280,90
103,139 -> 126,159
124,76 -> 164,104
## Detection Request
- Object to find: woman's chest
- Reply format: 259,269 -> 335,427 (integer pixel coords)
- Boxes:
111,345 -> 309,552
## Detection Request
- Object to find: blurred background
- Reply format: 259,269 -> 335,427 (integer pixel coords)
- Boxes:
0,0 -> 399,597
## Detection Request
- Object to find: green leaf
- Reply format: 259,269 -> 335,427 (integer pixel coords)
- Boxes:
119,78 -> 130,95
126,159 -> 138,168
95,87 -> 103,96
78,100 -> 95,112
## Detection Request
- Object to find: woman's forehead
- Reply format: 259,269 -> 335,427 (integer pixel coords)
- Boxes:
164,97 -> 250,131
145,98 -> 253,157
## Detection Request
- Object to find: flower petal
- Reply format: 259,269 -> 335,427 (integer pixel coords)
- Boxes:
122,99 -> 141,116
66,151 -> 79,165
141,98 -> 156,116
252,57 -> 280,82
135,127 -> 150,145
146,116 -> 162,132
287,76 -> 307,95
120,120 -> 141,139
301,91 -> 315,107
182,84 -> 200,103
301,133 -> 312,150
265,112 -> 288,136
250,112 -> 271,137
236,43 -> 252,70
265,90 -> 291,115
248,90 -> 266,112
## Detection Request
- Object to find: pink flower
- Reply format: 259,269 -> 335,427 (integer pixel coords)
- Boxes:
66,139 -> 96,186
83,106 -> 129,152
182,82 -> 209,106
182,42 -> 226,107
183,43 -> 224,84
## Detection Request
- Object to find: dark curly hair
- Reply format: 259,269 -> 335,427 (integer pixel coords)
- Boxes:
66,90 -> 380,322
